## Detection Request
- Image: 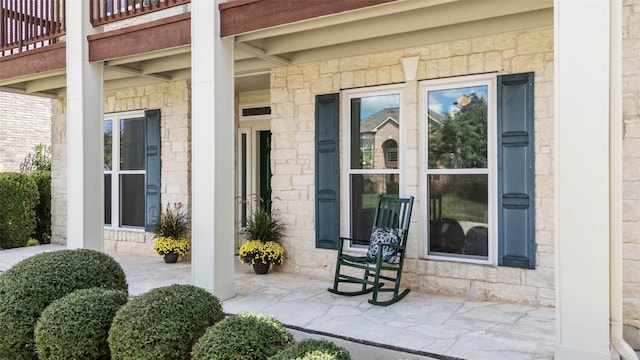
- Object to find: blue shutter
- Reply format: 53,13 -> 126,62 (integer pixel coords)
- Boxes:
144,109 -> 161,230
315,93 -> 340,249
497,73 -> 535,269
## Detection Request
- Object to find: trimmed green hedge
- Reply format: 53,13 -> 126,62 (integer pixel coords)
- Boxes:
29,170 -> 51,244
34,288 -> 128,360
270,339 -> 351,360
191,312 -> 294,360
108,284 -> 224,360
0,249 -> 128,359
0,172 -> 39,249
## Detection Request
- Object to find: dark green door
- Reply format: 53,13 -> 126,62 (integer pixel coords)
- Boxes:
259,131 -> 272,213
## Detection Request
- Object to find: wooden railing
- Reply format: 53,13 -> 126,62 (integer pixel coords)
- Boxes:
90,0 -> 190,26
0,0 -> 65,57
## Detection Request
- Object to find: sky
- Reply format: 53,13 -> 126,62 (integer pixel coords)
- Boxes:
360,94 -> 400,118
428,85 -> 488,117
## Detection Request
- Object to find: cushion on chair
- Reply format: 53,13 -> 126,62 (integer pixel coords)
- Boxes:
366,227 -> 402,263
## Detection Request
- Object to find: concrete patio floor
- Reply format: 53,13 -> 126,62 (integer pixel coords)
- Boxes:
0,244 -> 556,360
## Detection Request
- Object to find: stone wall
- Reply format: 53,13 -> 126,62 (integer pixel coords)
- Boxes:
270,27 -> 555,305
0,92 -> 52,172
51,80 -> 191,256
623,0 -> 640,340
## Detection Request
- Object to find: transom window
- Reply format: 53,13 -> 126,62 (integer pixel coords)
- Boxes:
342,85 -> 403,246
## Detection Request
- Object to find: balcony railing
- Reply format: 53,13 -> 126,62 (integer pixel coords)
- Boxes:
90,0 -> 190,26
0,0 -> 65,57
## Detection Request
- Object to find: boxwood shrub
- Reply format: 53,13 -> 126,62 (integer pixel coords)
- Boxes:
34,287 -> 128,360
0,172 -> 39,249
270,339 -> 351,360
108,284 -> 224,360
191,312 -> 294,360
0,249 -> 128,359
29,170 -> 51,244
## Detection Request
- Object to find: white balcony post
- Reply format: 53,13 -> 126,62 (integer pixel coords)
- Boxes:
65,0 -> 104,250
554,0 -> 613,358
191,0 -> 235,299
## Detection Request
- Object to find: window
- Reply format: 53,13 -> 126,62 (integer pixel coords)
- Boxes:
421,73 -> 536,269
342,85 -> 403,246
422,76 -> 496,263
104,110 -> 161,230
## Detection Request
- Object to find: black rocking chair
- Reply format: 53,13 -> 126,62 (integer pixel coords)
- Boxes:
328,195 -> 414,306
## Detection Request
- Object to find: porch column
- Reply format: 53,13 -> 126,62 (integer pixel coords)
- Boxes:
65,0 -> 104,250
554,0 -> 613,358
191,0 -> 235,299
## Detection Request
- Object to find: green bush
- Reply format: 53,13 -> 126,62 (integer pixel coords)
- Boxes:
0,249 -> 128,359
270,339 -> 351,360
29,170 -> 51,244
191,312 -> 294,360
0,172 -> 39,249
108,284 -> 223,360
34,288 -> 128,360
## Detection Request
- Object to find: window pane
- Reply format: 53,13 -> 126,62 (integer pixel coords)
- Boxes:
120,118 -> 145,170
351,94 -> 400,170
429,174 -> 488,257
104,174 -> 112,225
350,174 -> 400,245
120,174 -> 145,227
104,120 -> 112,170
428,85 -> 488,169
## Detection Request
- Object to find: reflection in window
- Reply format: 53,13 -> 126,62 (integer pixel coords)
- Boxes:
428,86 -> 488,169
346,90 -> 401,245
426,83 -> 490,259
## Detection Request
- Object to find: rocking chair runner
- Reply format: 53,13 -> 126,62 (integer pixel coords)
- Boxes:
328,195 -> 414,306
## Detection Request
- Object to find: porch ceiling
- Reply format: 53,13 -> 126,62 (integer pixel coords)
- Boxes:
0,0 -> 552,99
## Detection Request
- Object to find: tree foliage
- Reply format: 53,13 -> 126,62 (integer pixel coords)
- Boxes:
428,93 -> 487,169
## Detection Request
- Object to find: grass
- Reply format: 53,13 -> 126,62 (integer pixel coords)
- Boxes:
439,194 -> 486,223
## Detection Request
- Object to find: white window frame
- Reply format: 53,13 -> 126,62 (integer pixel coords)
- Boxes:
104,110 -> 146,232
236,128 -> 252,230
419,74 -> 497,265
341,84 -> 405,251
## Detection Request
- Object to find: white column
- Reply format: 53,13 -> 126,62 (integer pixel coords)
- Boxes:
191,0 -> 235,300
554,0 -> 611,358
65,0 -> 104,251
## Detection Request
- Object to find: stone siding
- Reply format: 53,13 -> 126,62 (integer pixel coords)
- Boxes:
51,81 -> 191,256
623,0 -> 640,334
270,27 -> 555,305
0,92 -> 52,172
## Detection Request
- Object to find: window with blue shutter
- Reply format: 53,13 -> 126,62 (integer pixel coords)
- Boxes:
145,109 -> 161,230
497,72 -> 535,269
315,94 -> 340,249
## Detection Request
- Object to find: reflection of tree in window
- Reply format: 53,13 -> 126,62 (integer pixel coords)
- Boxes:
383,139 -> 398,169
429,93 -> 487,169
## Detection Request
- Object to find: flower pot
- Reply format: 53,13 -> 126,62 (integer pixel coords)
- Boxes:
164,253 -> 179,263
252,263 -> 270,274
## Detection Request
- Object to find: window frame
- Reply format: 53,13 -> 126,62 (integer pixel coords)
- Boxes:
340,84 -> 405,251
104,110 -> 147,232
419,74 -> 497,265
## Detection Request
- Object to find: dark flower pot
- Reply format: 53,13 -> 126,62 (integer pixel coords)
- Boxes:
252,263 -> 270,274
164,253 -> 179,263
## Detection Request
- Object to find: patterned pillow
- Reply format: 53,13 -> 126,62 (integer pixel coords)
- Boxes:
366,227 -> 402,263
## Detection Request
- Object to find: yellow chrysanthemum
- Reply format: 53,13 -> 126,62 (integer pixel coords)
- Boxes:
153,236 -> 191,256
238,240 -> 285,265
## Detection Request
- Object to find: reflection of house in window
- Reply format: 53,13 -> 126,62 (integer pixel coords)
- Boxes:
359,107 -> 399,170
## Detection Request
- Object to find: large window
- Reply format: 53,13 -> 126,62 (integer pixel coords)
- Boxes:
422,76 -> 496,263
104,111 -> 147,229
342,85 -> 403,246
